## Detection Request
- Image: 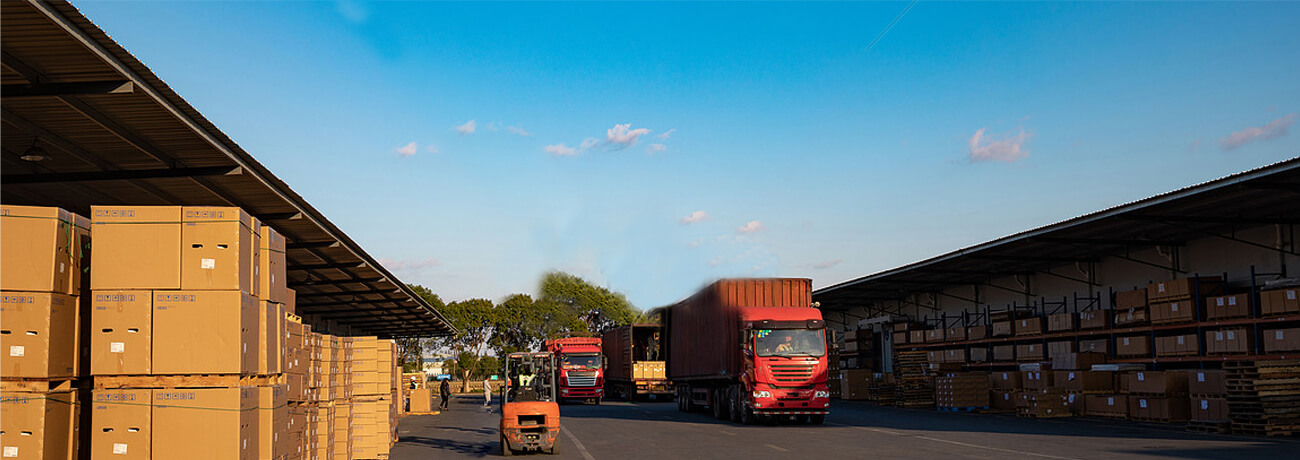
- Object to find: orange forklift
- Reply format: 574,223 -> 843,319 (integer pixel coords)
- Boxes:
500,352 -> 561,456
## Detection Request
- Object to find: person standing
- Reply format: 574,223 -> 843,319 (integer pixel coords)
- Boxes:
482,377 -> 492,408
439,378 -> 451,410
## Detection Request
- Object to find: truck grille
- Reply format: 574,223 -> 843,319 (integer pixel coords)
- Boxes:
770,364 -> 814,382
567,371 -> 598,387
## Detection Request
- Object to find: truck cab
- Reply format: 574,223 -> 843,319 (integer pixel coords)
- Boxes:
544,337 -> 605,404
740,317 -> 831,423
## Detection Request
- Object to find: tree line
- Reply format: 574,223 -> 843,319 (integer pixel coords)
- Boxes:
397,271 -> 651,391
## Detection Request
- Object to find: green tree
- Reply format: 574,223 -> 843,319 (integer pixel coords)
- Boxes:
399,285 -> 447,373
430,297 -> 497,391
538,271 -> 638,335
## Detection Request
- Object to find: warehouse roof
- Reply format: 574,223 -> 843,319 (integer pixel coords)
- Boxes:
1,1 -> 453,337
814,157 -> 1300,313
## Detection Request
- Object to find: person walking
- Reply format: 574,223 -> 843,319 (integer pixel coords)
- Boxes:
482,377 -> 492,408
439,378 -> 450,410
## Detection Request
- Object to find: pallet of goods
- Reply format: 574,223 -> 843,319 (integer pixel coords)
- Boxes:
1226,359 -> 1300,437
893,350 -> 933,408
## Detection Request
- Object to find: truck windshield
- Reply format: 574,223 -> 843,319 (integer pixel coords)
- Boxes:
561,354 -> 601,370
755,329 -> 826,357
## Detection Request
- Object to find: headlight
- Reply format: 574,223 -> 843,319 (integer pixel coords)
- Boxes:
814,391 -> 829,398
752,390 -> 771,399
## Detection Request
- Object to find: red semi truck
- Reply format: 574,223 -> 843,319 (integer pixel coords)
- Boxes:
543,336 -> 605,404
660,278 -> 830,424
602,324 -> 673,401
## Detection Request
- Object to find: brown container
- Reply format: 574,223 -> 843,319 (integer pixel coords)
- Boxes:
1128,396 -> 1190,422
1116,335 -> 1150,357
1078,339 -> 1109,355
909,330 -> 925,343
258,225 -> 287,303
258,385 -> 289,460
1148,276 -> 1224,302
1207,294 -> 1251,320
1054,370 -> 1113,393
991,321 -> 1013,337
1047,341 -> 1074,359
1129,371 -> 1188,395
1084,394 -> 1127,416
285,288 -> 297,315
1263,327 -> 1300,353
1047,313 -> 1075,332
945,327 -> 966,341
1023,371 -> 1053,390
92,389 -> 151,459
1150,299 -> 1196,324
181,207 -> 259,294
0,291 -> 80,378
1114,307 -> 1148,326
152,290 -> 259,374
969,347 -> 988,363
90,206 -> 183,290
1015,318 -> 1042,337
258,301 -> 284,375
1078,310 -> 1110,330
0,205 -> 88,295
153,387 -> 257,460
1015,343 -> 1043,362
1261,288 -> 1300,316
1,390 -> 79,460
991,371 -> 1022,390
1190,397 -> 1229,422
1051,352 -> 1106,371
1116,288 -> 1148,309
1205,328 -> 1253,354
1181,370 -> 1227,396
991,390 -> 1016,411
925,328 -> 945,343
892,331 -> 909,345
993,345 -> 1015,362
91,290 -> 153,375
966,325 -> 987,340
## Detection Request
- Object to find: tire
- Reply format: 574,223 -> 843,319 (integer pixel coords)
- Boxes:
728,388 -> 742,423
676,388 -> 686,411
739,402 -> 755,425
809,414 -> 826,425
547,442 -> 560,455
594,397 -> 602,406
683,387 -> 694,412
501,435 -> 512,457
711,388 -> 728,419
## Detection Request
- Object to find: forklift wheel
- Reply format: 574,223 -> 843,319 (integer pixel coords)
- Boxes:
501,435 -> 512,457
547,443 -> 560,455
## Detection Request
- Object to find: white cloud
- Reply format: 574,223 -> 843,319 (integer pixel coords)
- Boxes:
606,123 -> 652,147
646,143 -> 667,154
1221,114 -> 1296,151
680,211 -> 709,224
687,238 -> 704,248
580,137 -> 600,150
396,142 -> 417,157
378,257 -> 440,272
658,129 -> 676,139
544,143 -> 577,156
968,128 -> 1030,163
507,126 -> 531,136
455,120 -> 477,135
736,220 -> 765,234
813,259 -> 842,269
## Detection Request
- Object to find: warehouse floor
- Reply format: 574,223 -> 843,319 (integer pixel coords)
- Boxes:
392,396 -> 1298,459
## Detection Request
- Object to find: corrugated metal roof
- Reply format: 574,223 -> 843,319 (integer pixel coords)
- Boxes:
2,0 -> 453,337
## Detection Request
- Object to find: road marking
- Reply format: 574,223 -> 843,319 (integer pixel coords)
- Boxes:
560,425 -> 596,460
718,430 -> 737,436
831,424 -> 1082,460
766,444 -> 790,452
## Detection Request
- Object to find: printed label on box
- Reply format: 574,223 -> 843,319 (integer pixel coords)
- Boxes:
1002,373 -> 1008,379
1278,331 -> 1285,340
1159,283 -> 1166,293
1197,372 -> 1205,382
4,446 -> 17,457
111,342 -> 125,353
1137,372 -> 1145,381
1139,399 -> 1148,408
1216,332 -> 1224,341
8,346 -> 23,357
1227,331 -> 1235,340
1217,298 -> 1224,306
1068,394 -> 1076,403
1229,297 -> 1237,306
1068,372 -> 1076,380
114,443 -> 128,454
59,262 -> 65,273
1201,400 -> 1209,410
201,258 -> 216,269
1177,336 -> 1185,345
1123,338 -> 1130,345
1289,291 -> 1297,300
1107,397 -> 1114,405
1171,303 -> 1179,311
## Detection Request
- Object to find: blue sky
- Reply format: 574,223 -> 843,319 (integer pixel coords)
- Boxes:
78,1 -> 1299,309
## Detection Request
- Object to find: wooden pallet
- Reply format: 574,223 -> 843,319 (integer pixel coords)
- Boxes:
936,406 -> 989,413
1085,412 -> 1128,419
1186,420 -> 1231,433
94,374 -> 286,389
0,378 -> 80,392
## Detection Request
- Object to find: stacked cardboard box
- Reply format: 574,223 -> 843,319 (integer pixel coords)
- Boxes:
1126,371 -> 1189,422
1018,389 -> 1071,418
1,205 -> 91,460
840,369 -> 871,400
1116,335 -> 1150,357
1207,294 -> 1251,320
1078,309 -> 1110,330
1155,334 -> 1199,357
934,373 -> 989,409
1185,370 -> 1230,432
1149,277 -> 1223,325
1114,288 -> 1148,326
1261,287 -> 1300,316
350,337 -> 401,459
1205,328 -> 1252,355
1263,328 -> 1300,353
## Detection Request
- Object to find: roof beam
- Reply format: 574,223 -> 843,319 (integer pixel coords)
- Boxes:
295,289 -> 401,299
1125,214 -> 1300,226
2,80 -> 134,98
1,165 -> 241,185
1033,237 -> 1185,247
257,212 -> 303,221
971,254 -> 1099,264
289,277 -> 384,287
287,241 -> 341,250
288,262 -> 367,271
297,299 -> 408,309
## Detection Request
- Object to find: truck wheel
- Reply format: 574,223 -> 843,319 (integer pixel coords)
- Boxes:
809,414 -> 825,425
711,388 -> 728,419
739,404 -> 755,425
728,389 -> 742,423
501,435 -> 512,457
594,397 -> 601,406
676,388 -> 687,412
547,443 -> 560,455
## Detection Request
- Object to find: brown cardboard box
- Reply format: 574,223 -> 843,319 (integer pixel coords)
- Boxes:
1084,394 -> 1127,416
990,390 -> 1015,411
1261,288 -> 1300,316
925,328 -> 945,343
991,371 -> 1022,390
91,389 -> 151,460
944,349 -> 966,364
0,390 -> 79,460
1047,313 -> 1075,332
1015,343 -> 1043,361
1051,352 -> 1106,371
1128,396 -> 1189,422
1078,310 -> 1109,330
1205,328 -> 1252,354
1149,277 -> 1223,302
1207,294 -> 1251,320
1047,341 -> 1074,359
1151,300 -> 1195,324
259,301 -> 284,375
259,385 -> 290,460
992,321 -> 1013,337
1078,339 -> 1109,355
285,288 -> 296,315
969,347 -> 988,363
1155,335 -> 1197,357
91,206 -> 183,290
1,205 -> 87,295
1,291 -> 80,378
945,327 -> 966,341
91,290 -> 152,375
892,331 -> 908,345
181,207 -> 258,293
153,387 -> 257,460
1116,288 -> 1147,309
909,331 -> 924,343
1054,371 -> 1113,393
1116,335 -> 1150,357
993,345 -> 1014,362
1023,371 -> 1053,390
1129,371 -> 1188,395
1190,397 -> 1229,422
1015,318 -> 1042,336
409,388 -> 433,412
152,290 -> 258,374
1182,370 -> 1227,396
842,338 -> 859,353
1263,328 -> 1300,353
258,225 -> 287,303
1114,307 -> 1148,326
966,325 -> 987,340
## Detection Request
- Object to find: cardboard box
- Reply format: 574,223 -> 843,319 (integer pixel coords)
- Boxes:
1128,396 -> 1189,422
1047,313 -> 1075,332
990,390 -> 1015,411
259,385 -> 290,460
0,291 -> 80,378
924,328 -> 945,343
1078,310 -> 1109,330
1153,334 -> 1198,357
991,371 -> 1021,390
945,327 -> 966,341
1148,277 -> 1222,302
1051,352 -> 1105,371
966,325 -> 987,340
1054,371 -> 1113,393
1015,343 -> 1043,362
91,206 -> 183,290
993,345 -> 1015,362
1128,371 -> 1188,395
1190,397 -> 1229,422
1078,339 -> 1109,355
1116,288 -> 1147,309
1182,370 -> 1227,396
409,388 -> 434,412
892,331 -> 908,345
1205,328 -> 1252,354
1261,288 -> 1300,316
258,226 -> 287,303
1263,328 -> 1300,353
285,288 -> 296,315
0,390 -> 79,460
181,207 -> 258,293
259,301 -> 284,375
1084,394 -> 1127,416
1207,294 -> 1251,320
969,347 -> 988,363
91,290 -> 152,375
909,331 -> 924,343
1023,371 -> 1053,390
1116,336 -> 1150,357
91,389 -> 151,460
1150,300 -> 1195,324
991,321 -> 1013,337
1,205 -> 88,295
1047,341 -> 1074,359
1015,318 -> 1042,336
153,387 -> 257,460
1114,307 -> 1148,326
152,290 -> 258,374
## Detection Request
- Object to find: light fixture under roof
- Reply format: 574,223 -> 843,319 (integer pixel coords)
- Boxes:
20,138 -> 51,162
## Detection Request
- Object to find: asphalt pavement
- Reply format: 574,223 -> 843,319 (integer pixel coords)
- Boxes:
392,395 -> 1299,459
